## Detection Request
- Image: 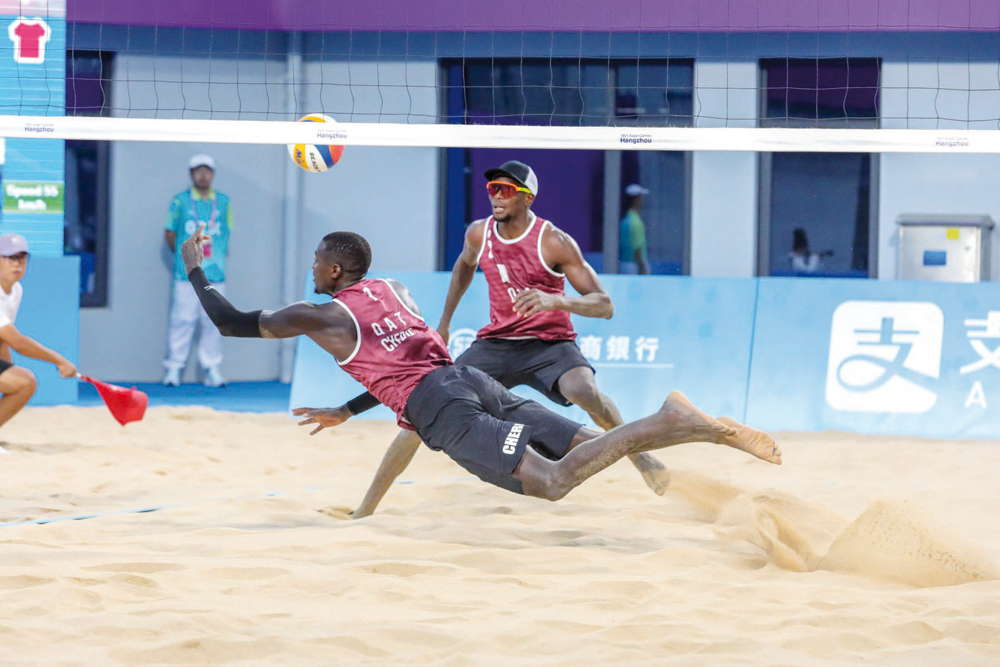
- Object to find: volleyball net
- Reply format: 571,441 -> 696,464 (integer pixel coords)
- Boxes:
1,1 -> 1000,151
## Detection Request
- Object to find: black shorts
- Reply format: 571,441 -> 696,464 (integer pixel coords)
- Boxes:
404,365 -> 583,494
454,338 -> 593,407
0,358 -> 13,376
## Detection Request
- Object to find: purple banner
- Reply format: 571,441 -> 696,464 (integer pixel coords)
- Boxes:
67,0 -> 1000,33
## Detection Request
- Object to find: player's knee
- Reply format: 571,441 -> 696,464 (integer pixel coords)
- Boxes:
531,476 -> 571,502
517,453 -> 573,501
548,465 -> 579,501
560,378 -> 601,411
17,369 -> 37,395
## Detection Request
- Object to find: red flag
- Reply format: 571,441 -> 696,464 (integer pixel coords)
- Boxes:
80,376 -> 148,426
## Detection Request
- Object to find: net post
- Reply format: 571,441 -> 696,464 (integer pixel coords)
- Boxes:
280,31 -> 304,383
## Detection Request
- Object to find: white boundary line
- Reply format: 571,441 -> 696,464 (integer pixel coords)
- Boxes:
0,116 -> 997,153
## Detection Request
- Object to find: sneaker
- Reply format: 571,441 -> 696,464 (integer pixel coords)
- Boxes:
204,367 -> 227,388
162,368 -> 181,387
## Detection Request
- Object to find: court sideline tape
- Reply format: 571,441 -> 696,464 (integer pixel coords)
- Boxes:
0,477 -> 478,528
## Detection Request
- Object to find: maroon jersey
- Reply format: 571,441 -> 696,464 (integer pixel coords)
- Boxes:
335,279 -> 452,427
476,214 -> 576,341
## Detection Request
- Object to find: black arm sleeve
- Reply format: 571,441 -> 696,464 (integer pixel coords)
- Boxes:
346,391 -> 381,416
187,267 -> 263,338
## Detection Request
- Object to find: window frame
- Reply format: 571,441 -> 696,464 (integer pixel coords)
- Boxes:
65,49 -> 114,308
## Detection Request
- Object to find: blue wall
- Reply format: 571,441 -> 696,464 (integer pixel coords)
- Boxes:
292,271 -> 1000,440
15,256 -> 80,405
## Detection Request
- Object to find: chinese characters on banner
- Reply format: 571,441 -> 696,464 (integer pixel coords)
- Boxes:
577,335 -> 666,365
959,311 -> 1000,408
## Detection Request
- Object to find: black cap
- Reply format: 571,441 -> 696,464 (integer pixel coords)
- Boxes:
484,160 -> 538,196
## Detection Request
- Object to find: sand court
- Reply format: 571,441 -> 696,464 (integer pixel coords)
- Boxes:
1,406 -> 999,666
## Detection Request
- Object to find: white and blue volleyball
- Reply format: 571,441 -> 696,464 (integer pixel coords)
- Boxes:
287,114 -> 345,173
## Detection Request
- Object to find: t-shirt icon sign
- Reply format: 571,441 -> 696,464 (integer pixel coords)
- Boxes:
8,18 -> 51,64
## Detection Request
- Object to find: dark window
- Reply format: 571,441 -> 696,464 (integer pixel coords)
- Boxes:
441,59 -> 694,274
449,58 -> 694,127
758,58 -> 879,278
760,58 -> 880,129
614,61 -> 695,126
65,51 -> 113,307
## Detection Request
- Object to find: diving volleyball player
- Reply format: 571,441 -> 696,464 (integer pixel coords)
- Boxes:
329,160 -> 670,518
182,225 -> 781,505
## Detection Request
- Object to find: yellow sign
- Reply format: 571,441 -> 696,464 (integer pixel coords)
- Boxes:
946,228 -> 960,240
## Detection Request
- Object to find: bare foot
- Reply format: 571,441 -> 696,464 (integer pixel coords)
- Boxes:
662,391 -> 738,441
629,453 -> 671,495
717,417 -> 782,465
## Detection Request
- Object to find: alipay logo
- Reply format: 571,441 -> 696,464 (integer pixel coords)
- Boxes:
826,301 -> 943,413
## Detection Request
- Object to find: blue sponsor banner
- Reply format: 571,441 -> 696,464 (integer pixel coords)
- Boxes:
747,278 -> 1000,439
1,11 -> 66,256
289,272 -> 757,426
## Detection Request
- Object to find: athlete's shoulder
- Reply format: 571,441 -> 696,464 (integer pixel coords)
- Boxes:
539,219 -> 583,263
466,217 -> 490,240
540,219 -> 577,248
461,218 -> 490,258
380,278 -> 423,318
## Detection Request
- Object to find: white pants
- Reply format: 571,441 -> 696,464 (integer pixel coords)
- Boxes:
164,280 -> 224,371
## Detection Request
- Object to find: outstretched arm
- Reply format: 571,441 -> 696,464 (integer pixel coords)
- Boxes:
291,391 -> 382,435
291,407 -> 421,518
0,324 -> 76,377
353,429 -> 423,518
437,220 -> 485,343
514,225 -> 614,319
182,224 -> 264,337
182,224 -> 338,342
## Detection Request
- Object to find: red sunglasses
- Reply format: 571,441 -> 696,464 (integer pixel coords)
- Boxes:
486,180 -> 532,198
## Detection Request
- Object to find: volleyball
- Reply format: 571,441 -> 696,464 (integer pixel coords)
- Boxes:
287,113 -> 345,173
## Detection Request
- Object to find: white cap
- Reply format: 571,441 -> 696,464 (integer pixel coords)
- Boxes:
625,183 -> 650,196
188,154 -> 215,171
0,233 -> 29,257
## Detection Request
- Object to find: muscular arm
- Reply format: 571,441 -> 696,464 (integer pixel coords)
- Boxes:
182,227 -> 355,357
516,225 -> 613,319
437,220 -> 485,342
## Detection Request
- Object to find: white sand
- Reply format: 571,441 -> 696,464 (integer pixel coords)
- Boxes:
1,406 -> 999,666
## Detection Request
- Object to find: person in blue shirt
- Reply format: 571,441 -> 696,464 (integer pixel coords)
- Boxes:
619,183 -> 650,275
162,154 -> 233,387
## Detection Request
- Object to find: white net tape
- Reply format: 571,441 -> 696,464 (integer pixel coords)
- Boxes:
1,116 -> 995,153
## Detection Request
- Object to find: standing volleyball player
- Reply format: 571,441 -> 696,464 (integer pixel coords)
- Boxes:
0,234 -> 77,437
309,161 -> 670,518
181,227 -> 779,508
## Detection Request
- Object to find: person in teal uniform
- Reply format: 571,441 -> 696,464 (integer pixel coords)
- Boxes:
619,183 -> 650,275
162,154 -> 233,387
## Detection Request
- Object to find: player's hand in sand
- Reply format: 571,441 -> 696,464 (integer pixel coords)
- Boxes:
513,288 -> 561,317
181,223 -> 211,273
293,406 -> 351,435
